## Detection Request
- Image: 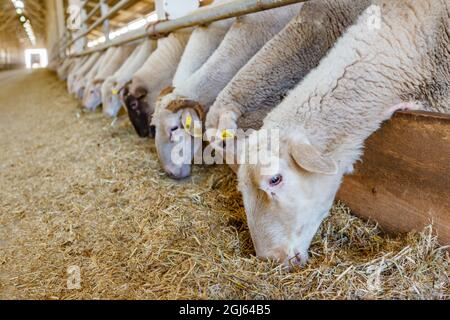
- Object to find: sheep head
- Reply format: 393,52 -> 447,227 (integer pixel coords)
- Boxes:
83,79 -> 103,111
124,85 -> 155,138
101,78 -> 121,118
236,129 -> 342,267
152,93 -> 205,179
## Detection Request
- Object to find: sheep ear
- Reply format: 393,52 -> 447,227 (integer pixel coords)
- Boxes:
288,140 -> 338,175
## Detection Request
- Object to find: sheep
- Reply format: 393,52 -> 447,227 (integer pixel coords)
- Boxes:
118,17 -> 231,121
48,58 -> 60,72
145,15 -> 234,130
233,0 -> 449,266
151,3 -> 304,179
83,44 -> 137,110
120,1 -> 234,123
206,0 -> 373,139
123,30 -> 192,138
73,48 -> 117,100
72,54 -> 103,100
68,52 -> 101,95
66,56 -> 89,93
57,58 -> 74,81
63,58 -> 79,78
170,3 -> 234,89
101,40 -> 156,118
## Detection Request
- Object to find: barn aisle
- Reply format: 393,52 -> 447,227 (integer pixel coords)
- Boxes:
0,70 -> 447,299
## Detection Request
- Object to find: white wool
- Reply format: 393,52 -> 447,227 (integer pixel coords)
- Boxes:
237,0 -> 449,265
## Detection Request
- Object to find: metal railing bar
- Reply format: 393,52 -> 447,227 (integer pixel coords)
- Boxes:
70,0 -> 306,57
85,2 -> 102,22
64,0 -> 135,51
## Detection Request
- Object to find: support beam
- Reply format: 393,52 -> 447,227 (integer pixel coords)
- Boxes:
100,0 -> 110,42
55,0 -> 67,57
85,2 -> 102,22
63,0 -> 138,52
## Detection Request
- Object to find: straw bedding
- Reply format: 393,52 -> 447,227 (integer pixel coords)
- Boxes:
0,69 -> 448,299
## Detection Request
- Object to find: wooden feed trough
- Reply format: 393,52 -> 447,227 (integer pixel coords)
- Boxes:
338,111 -> 450,246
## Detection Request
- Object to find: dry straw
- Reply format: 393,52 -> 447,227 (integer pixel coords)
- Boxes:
0,70 -> 448,299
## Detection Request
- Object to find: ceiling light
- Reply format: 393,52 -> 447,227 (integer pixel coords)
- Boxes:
13,1 -> 24,9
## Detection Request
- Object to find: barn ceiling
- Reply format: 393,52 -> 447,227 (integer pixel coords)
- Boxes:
0,0 -> 157,50
0,0 -> 215,52
0,0 -> 47,49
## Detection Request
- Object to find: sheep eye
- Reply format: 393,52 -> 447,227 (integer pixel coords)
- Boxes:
269,174 -> 282,187
170,126 -> 179,132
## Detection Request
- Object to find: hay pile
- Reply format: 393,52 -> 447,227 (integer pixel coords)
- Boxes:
0,70 -> 448,300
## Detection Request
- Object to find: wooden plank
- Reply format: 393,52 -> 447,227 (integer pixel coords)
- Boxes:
337,111 -> 450,246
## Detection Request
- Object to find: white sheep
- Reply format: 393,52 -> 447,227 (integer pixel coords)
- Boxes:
124,30 -> 192,137
206,0 -> 373,136
83,44 -> 136,110
171,2 -> 234,88
48,58 -> 60,73
68,52 -> 101,95
152,3 -> 304,179
74,50 -> 110,100
65,57 -> 87,90
101,40 -> 156,118
57,58 -> 74,81
234,0 -> 449,266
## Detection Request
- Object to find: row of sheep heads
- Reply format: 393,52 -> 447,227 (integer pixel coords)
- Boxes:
65,0 -> 449,268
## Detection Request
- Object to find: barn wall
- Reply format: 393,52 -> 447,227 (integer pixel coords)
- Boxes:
0,24 -> 25,69
0,47 -> 24,70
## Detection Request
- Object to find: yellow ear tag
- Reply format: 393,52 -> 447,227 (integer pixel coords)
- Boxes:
185,115 -> 192,131
221,129 -> 234,140
111,89 -> 119,95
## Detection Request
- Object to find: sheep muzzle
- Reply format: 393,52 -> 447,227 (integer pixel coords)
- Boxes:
124,89 -> 153,138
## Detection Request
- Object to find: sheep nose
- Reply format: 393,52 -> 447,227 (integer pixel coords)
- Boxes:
286,253 -> 303,267
149,125 -> 156,138
103,109 -> 114,118
164,164 -> 191,180
77,88 -> 84,99
130,99 -> 139,111
256,248 -> 288,264
125,96 -> 139,112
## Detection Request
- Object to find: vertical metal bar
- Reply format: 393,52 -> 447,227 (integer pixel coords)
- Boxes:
55,0 -> 66,58
78,1 -> 88,51
85,2 -> 102,22
100,0 -> 110,43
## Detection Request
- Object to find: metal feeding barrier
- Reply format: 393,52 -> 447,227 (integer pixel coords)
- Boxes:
51,0 -> 306,60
